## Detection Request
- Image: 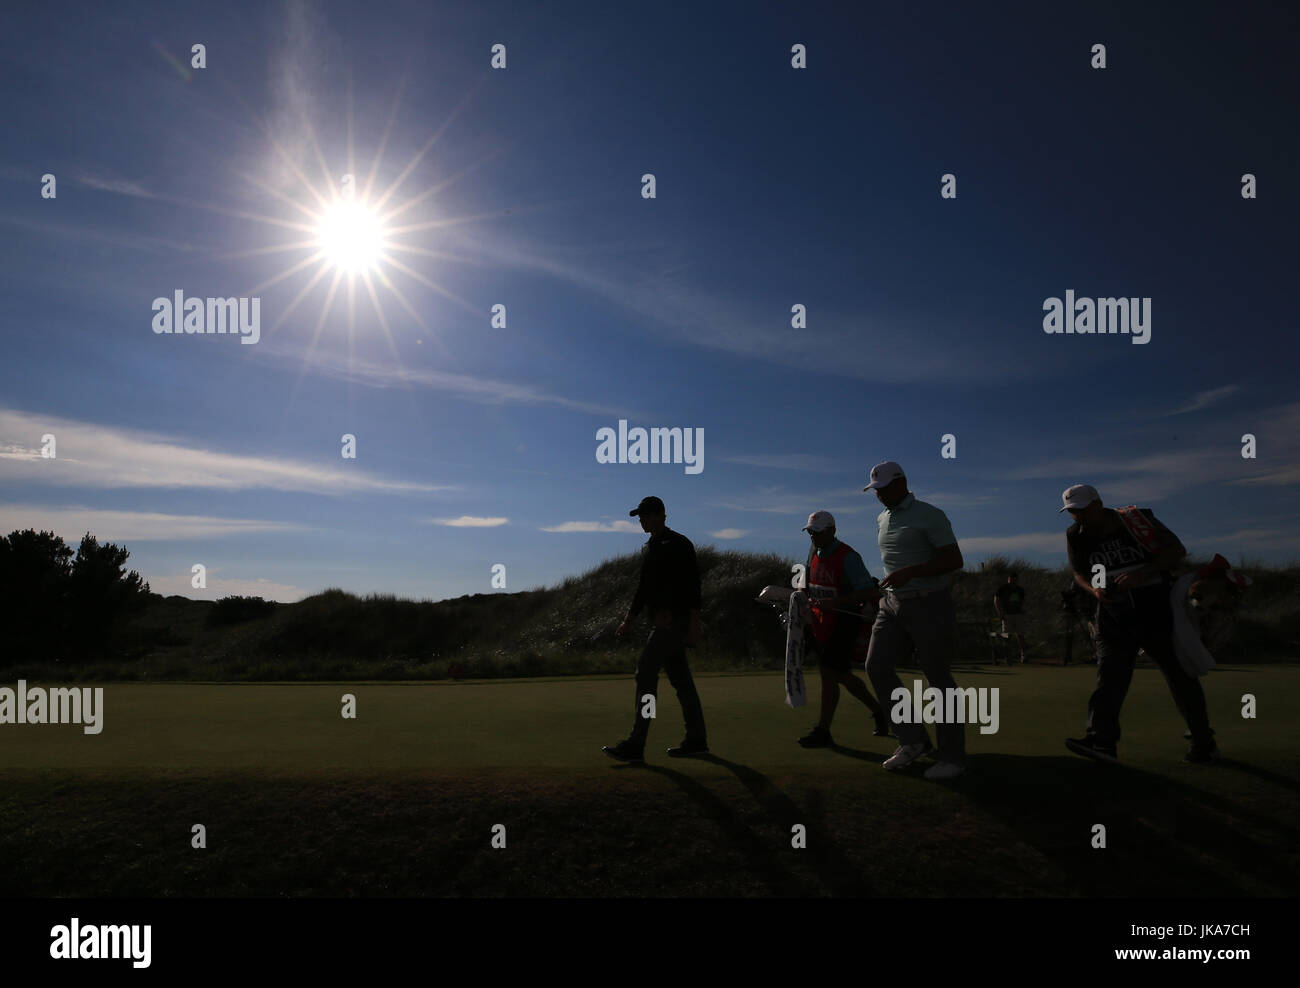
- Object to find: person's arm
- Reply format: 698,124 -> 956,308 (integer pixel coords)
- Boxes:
1073,568 -> 1108,599
616,551 -> 650,637
1067,528 -> 1107,601
880,543 -> 963,589
682,539 -> 703,645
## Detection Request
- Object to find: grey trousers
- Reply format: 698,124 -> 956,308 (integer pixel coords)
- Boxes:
865,590 -> 966,764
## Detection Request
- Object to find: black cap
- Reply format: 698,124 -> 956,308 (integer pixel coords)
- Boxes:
629,495 -> 665,517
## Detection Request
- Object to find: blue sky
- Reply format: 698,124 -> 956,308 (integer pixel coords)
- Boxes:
2,0 -> 1297,602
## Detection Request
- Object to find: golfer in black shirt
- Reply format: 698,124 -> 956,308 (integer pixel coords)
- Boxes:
603,496 -> 708,764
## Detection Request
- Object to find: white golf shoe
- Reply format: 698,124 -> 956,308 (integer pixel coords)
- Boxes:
923,760 -> 966,780
883,741 -> 933,770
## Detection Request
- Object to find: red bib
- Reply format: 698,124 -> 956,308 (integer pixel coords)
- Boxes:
809,542 -> 856,643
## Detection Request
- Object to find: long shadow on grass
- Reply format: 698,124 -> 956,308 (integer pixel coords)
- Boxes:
644,755 -> 876,896
1218,758 -> 1300,798
826,744 -> 887,764
634,761 -> 811,896
958,755 -> 1299,896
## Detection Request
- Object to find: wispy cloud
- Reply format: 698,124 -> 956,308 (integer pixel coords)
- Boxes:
710,528 -> 749,539
1183,528 -> 1300,551
69,170 -> 157,199
958,532 -> 1065,554
1232,466 -> 1300,487
712,485 -> 872,517
0,212 -> 208,254
540,520 -> 642,533
923,491 -> 1001,509
0,504 -> 310,541
722,453 -> 838,473
427,515 -> 508,527
443,227 -> 1070,386
1166,385 -> 1239,416
0,408 -> 451,495
265,345 -> 639,419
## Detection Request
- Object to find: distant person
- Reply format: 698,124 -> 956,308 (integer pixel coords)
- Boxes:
861,462 -> 967,780
1059,484 -> 1218,764
993,572 -> 1028,663
795,510 -> 890,748
603,496 -> 707,764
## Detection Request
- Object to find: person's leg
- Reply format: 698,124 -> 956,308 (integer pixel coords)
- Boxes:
826,615 -> 883,719
866,600 -> 928,747
902,592 -> 964,764
817,616 -> 877,727
1087,605 -> 1138,746
663,624 -> 706,744
838,669 -> 885,716
1136,596 -> 1213,746
629,627 -> 671,750
817,661 -> 840,729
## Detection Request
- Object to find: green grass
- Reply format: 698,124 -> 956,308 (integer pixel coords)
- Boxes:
1,665 -> 1296,896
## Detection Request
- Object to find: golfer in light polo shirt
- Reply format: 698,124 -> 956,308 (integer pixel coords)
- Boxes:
863,461 -> 967,779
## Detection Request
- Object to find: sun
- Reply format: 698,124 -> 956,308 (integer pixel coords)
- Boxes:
316,199 -> 384,274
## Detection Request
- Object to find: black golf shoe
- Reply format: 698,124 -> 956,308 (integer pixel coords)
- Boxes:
602,740 -> 644,764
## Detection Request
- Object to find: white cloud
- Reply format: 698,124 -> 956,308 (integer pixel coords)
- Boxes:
0,408 -> 451,495
710,528 -> 749,539
0,505 -> 309,541
540,520 -> 643,533
427,515 -> 508,527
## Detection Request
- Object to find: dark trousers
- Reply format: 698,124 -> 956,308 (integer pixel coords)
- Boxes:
1088,587 -> 1213,746
629,622 -> 706,748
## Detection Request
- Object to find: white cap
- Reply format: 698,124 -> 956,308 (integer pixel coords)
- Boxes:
803,510 -> 835,533
864,460 -> 905,490
1059,483 -> 1100,513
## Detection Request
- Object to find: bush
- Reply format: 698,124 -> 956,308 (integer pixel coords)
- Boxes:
207,595 -> 278,627
0,529 -> 149,660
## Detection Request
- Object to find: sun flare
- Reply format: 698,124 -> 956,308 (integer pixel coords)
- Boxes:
316,199 -> 384,274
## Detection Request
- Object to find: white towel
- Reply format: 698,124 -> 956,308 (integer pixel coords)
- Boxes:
1171,572 -> 1216,678
785,590 -> 811,707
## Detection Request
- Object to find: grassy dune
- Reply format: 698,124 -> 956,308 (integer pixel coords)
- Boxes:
3,549 -> 1296,683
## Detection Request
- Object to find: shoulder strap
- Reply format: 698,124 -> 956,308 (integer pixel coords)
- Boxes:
1116,505 -> 1161,555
